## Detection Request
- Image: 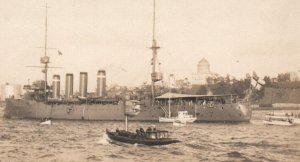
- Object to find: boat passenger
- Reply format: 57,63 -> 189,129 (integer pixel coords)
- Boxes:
146,127 -> 152,132
140,128 -> 145,133
140,128 -> 145,136
119,130 -> 129,137
136,129 -> 141,136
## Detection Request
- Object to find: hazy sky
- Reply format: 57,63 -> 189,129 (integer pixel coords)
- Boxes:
1,0 -> 300,92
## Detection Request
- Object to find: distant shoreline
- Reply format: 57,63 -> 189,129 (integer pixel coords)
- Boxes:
252,107 -> 300,111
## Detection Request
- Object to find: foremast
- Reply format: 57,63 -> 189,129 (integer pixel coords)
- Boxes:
150,0 -> 163,105
41,2 -> 49,104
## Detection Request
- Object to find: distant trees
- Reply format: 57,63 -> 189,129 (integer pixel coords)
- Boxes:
106,72 -> 300,102
263,76 -> 272,86
189,85 -> 207,95
183,74 -> 251,98
277,73 -> 290,82
174,78 -> 190,94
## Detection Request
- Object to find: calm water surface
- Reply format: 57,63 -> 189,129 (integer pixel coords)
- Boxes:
0,110 -> 299,162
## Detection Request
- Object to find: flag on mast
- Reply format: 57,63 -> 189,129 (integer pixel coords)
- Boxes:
58,50 -> 63,55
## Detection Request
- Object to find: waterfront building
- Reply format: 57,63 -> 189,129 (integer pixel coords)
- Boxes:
0,84 -> 22,101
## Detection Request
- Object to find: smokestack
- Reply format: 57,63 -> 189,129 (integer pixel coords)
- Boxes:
65,73 -> 73,98
52,75 -> 60,98
96,70 -> 106,97
79,72 -> 88,97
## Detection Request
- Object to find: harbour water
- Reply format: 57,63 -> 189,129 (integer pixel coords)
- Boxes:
0,108 -> 299,162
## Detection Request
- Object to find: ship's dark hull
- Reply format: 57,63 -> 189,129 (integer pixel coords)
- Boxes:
4,99 -> 252,122
106,129 -> 180,146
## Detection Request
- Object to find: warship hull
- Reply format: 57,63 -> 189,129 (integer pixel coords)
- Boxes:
4,98 -> 251,122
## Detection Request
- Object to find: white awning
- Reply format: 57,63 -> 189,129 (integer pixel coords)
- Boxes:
155,92 -> 236,99
155,92 -> 198,99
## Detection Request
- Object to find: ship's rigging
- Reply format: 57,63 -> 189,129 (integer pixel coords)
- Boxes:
26,1 -> 62,104
150,0 -> 163,104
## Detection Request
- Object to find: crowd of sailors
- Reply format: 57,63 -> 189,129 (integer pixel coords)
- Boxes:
46,97 -> 120,105
154,97 -> 240,107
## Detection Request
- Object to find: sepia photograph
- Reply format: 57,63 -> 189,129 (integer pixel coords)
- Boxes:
0,0 -> 300,161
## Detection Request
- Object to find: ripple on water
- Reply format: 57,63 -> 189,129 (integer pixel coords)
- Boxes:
86,155 -> 102,161
38,154 -> 55,159
225,151 -> 252,162
170,150 -> 185,155
107,154 -> 127,159
185,143 -> 207,150
0,134 -> 11,140
227,151 -> 243,158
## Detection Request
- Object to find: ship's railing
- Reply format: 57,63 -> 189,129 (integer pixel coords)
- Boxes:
46,98 -> 120,105
156,99 -> 228,109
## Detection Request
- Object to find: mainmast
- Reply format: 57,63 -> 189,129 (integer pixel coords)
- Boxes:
150,0 -> 163,104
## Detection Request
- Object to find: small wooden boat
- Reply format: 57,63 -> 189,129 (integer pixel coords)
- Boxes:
106,99 -> 180,146
40,120 -> 51,125
40,118 -> 51,125
159,111 -> 197,123
106,129 -> 180,146
173,119 -> 186,127
264,113 -> 295,126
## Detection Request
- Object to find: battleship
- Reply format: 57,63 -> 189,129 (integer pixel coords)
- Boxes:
4,0 -> 252,122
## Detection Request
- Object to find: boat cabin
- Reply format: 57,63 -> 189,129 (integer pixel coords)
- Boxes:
146,130 -> 170,139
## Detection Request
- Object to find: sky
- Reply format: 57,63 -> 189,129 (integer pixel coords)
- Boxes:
0,0 -> 300,92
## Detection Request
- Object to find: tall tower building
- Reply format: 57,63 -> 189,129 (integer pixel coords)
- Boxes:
190,58 -> 216,85
197,58 -> 210,75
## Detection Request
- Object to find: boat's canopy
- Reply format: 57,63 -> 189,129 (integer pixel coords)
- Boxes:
155,92 -> 237,99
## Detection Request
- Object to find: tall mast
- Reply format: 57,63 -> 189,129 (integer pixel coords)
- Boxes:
150,0 -> 163,105
152,0 -> 156,42
45,2 -> 48,57
41,1 -> 50,103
